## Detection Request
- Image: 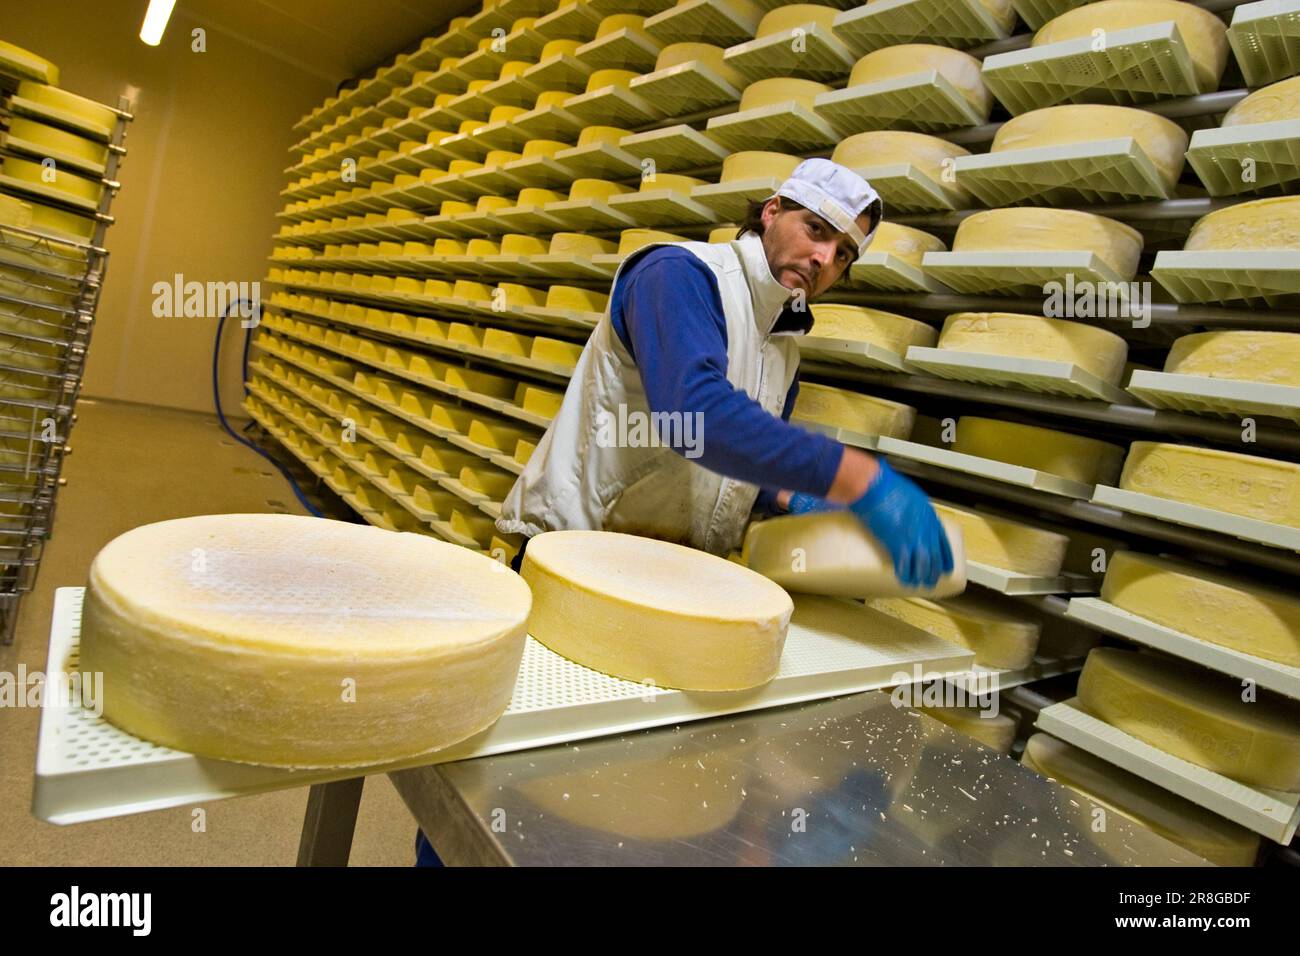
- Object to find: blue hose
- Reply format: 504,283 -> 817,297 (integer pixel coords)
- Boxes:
212,299 -> 323,517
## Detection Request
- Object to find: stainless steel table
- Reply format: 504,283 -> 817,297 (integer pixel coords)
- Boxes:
375,690 -> 1208,867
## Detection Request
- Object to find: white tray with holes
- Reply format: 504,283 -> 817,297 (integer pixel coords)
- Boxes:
876,436 -> 1100,498
967,561 -> 1099,596
982,22 -> 1205,115
1065,597 -> 1300,700
1090,484 -> 1300,553
1036,698 -> 1300,843
643,0 -> 761,46
849,163 -> 958,213
1011,0 -> 1089,31
1227,0 -> 1300,87
1127,370 -> 1300,424
1184,120 -> 1300,197
618,124 -> 731,174
815,70 -> 987,135
691,177 -> 785,221
722,23 -> 855,81
628,61 -> 743,114
562,84 -> 664,128
922,250 -> 1130,296
833,0 -> 1013,54
953,137 -> 1173,206
705,102 -> 839,152
1150,250 -> 1300,307
848,252 -> 952,293
33,587 -> 976,825
905,348 -> 1133,404
798,335 -> 910,372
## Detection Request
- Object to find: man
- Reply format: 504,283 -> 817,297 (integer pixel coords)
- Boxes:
496,158 -> 952,588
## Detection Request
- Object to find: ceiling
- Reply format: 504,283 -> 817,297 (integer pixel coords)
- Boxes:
171,0 -> 481,88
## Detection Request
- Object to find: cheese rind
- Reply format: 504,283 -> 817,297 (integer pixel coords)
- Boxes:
954,417 -> 1127,485
1119,441 -> 1300,530
1077,647 -> 1300,791
791,381 -> 915,438
937,312 -> 1129,385
1033,0 -> 1229,92
1163,331 -> 1300,387
864,221 -> 947,268
521,530 -> 793,691
1183,197 -> 1300,252
931,499 -> 1069,577
1102,550 -> 1300,667
78,514 -> 531,768
741,511 -> 967,598
990,104 -> 1188,190
1222,75 -> 1300,127
738,77 -> 830,110
1021,734 -> 1261,867
848,44 -> 992,116
922,706 -> 1017,753
720,150 -> 801,182
654,42 -> 745,87
866,592 -> 1041,669
833,131 -> 971,207
809,304 -> 936,353
951,208 -> 1144,280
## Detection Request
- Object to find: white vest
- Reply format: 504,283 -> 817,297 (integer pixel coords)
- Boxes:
496,233 -> 806,555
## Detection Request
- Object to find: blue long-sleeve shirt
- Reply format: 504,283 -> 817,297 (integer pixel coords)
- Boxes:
609,245 -> 844,512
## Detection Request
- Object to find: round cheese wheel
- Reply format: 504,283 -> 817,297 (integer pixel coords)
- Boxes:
521,530 -> 793,690
1033,0 -> 1228,92
596,14 -> 645,37
992,104 -> 1188,190
1183,196 -> 1300,251
739,76 -> 830,110
534,89 -> 573,110
866,221 -> 947,267
1222,75 -> 1300,127
569,177 -> 634,200
586,68 -> 639,92
577,124 -> 632,146
809,303 -> 937,352
641,172 -> 706,193
720,150 -> 801,181
1163,330 -> 1300,386
952,207 -> 1144,279
832,130 -> 971,206
848,44 -> 992,116
938,311 -> 1130,385
522,138 -> 569,158
78,514 -> 531,768
541,39 -> 582,59
654,42 -> 745,87
618,228 -> 687,254
954,416 -> 1127,485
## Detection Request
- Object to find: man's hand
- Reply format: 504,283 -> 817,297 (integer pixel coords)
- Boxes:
849,458 -> 953,589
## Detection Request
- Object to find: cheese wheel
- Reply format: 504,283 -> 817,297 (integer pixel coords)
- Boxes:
0,40 -> 59,85
514,438 -> 537,464
639,172 -> 705,193
848,44 -> 991,116
577,125 -> 632,146
522,139 -> 568,159
517,187 -> 565,206
520,529 -> 793,691
497,282 -> 547,306
709,226 -> 740,243
453,279 -> 493,301
1021,734 -> 1261,867
720,150 -> 801,182
1033,0 -> 1229,91
741,511 -> 967,598
2,156 -> 102,203
937,312 -> 1129,385
739,77 -> 830,110
618,228 -> 687,254
541,39 -> 582,60
16,82 -> 116,135
420,445 -> 477,475
25,203 -> 95,242
1102,550 -> 1300,667
991,105 -> 1188,190
1222,75 -> 1300,127
569,177 -> 634,200
866,592 -> 1041,670
448,366 -> 516,399
533,89 -> 573,111
550,232 -> 619,255
447,322 -> 483,347
464,239 -> 501,257
516,383 -> 565,416
451,510 -> 497,545
954,417 -> 1126,485
468,418 -> 532,449
596,14 -> 645,38
477,193 -> 513,211
458,465 -> 516,498
498,60 -> 531,81
653,42 -> 745,87
586,68 -> 639,92
832,130 -> 971,207
1078,648 -> 1300,790
952,208 -> 1144,280
500,233 -> 548,255
922,706 -> 1017,753
434,235 -> 467,251
1163,330 -> 1300,387
755,4 -> 838,37
809,304 -> 937,352
791,381 -> 916,437
488,105 -> 527,125
483,327 -> 531,356
77,514 -> 531,768
1183,197 -> 1300,251
1120,441 -> 1300,530
931,499 -> 1069,577
865,221 -> 947,267
6,118 -> 111,167
547,284 -> 610,311
530,337 -> 584,368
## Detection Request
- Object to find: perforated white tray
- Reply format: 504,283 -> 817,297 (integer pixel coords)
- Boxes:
967,560 -> 1099,596
1036,699 -> 1300,843
1091,484 -> 1300,553
33,587 -> 976,825
1066,597 -> 1300,700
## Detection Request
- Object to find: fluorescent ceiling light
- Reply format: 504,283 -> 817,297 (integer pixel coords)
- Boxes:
140,0 -> 177,46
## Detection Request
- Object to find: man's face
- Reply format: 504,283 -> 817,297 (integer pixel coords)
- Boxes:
759,199 -> 873,299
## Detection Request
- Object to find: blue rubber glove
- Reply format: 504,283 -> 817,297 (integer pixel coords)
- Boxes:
849,458 -> 954,589
786,492 -> 843,515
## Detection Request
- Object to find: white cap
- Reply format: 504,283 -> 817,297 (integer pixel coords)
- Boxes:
771,157 -> 882,256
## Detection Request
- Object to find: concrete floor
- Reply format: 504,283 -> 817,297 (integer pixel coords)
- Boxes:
0,399 -> 416,866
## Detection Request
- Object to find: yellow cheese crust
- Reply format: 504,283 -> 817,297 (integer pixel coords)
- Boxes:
937,312 -> 1129,385
954,417 -> 1127,485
